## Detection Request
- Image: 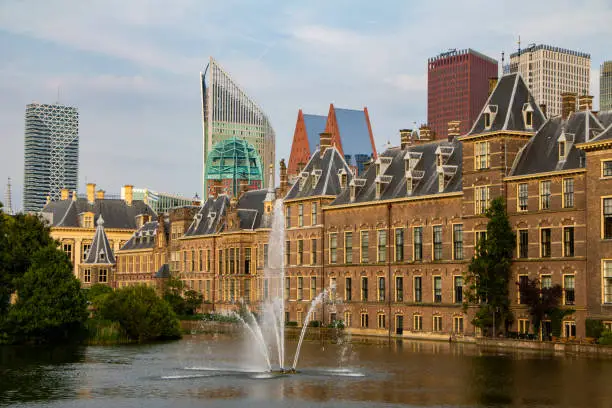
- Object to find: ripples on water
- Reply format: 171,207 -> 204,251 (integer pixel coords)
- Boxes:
2,334 -> 612,407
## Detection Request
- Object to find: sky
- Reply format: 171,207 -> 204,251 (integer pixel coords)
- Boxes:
1,0 -> 611,211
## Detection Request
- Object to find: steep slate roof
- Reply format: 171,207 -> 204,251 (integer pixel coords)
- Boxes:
285,146 -> 354,200
184,195 -> 230,236
510,110 -> 608,176
120,221 -> 161,251
334,108 -> 377,165
42,198 -> 155,229
303,114 -> 327,153
83,216 -> 115,265
236,189 -> 269,230
579,112 -> 612,144
467,73 -> 546,135
331,138 -> 462,206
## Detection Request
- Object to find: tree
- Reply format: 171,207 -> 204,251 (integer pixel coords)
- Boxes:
517,278 -> 563,339
85,283 -> 114,311
464,197 -> 516,336
98,285 -> 181,342
3,246 -> 88,344
183,290 -> 203,315
163,276 -> 186,315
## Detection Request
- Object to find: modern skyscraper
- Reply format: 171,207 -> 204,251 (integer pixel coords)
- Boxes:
427,49 -> 498,139
23,103 -> 79,213
601,61 -> 612,111
200,57 -> 275,198
510,44 -> 591,117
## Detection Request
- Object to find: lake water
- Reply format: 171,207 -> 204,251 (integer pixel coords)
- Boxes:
2,333 -> 612,407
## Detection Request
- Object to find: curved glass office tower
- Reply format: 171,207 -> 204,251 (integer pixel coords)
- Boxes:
201,57 -> 275,197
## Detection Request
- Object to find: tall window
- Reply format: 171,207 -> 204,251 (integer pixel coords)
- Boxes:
218,249 -> 223,274
413,315 -> 423,331
475,141 -> 490,170
433,226 -> 443,261
285,241 -> 291,265
541,275 -> 552,289
344,311 -> 352,328
345,277 -> 352,301
199,249 -> 203,271
63,243 -> 73,261
518,275 -> 528,304
360,313 -> 369,328
207,249 -> 211,271
329,233 -> 337,264
475,186 -> 489,215
395,228 -> 404,261
454,276 -> 463,303
284,277 -> 290,300
360,231 -> 369,263
518,230 -> 529,258
604,198 -> 612,239
310,277 -> 316,300
378,277 -> 385,301
518,183 -> 528,211
229,248 -> 235,274
563,178 -> 574,208
540,181 -> 551,210
311,202 -> 318,225
433,316 -> 442,332
297,240 -> 304,265
453,317 -> 464,333
603,161 -> 612,177
377,314 -> 386,329
361,277 -> 368,301
541,229 -> 552,258
378,230 -> 387,262
191,249 -> 195,272
434,277 -> 442,303
297,277 -> 303,301
564,275 -> 575,305
413,227 -> 423,261
395,276 -> 403,302
285,206 -> 291,228
244,248 -> 252,274
82,243 -> 91,261
414,276 -> 422,302
84,269 -> 91,283
311,239 -> 317,264
263,244 -> 269,267
604,261 -> 612,304
564,227 -> 575,257
345,232 -> 353,264
244,279 -> 251,303
453,224 -> 463,260
558,141 -> 566,159
99,269 -> 108,283
298,204 -> 304,227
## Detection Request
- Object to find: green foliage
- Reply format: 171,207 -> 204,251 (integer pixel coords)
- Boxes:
85,283 -> 113,310
183,290 -> 203,315
162,276 -> 186,315
285,321 -> 298,327
98,285 -> 181,342
550,308 -> 575,338
3,246 -> 88,344
463,197 -> 515,334
308,320 -> 322,327
598,330 -> 612,345
201,313 -> 240,323
85,319 -> 130,345
586,319 -> 606,339
517,278 -> 563,338
328,320 -> 345,329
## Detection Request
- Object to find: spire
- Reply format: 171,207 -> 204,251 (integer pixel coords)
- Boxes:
4,177 -> 13,215
264,164 -> 276,203
84,215 -> 115,264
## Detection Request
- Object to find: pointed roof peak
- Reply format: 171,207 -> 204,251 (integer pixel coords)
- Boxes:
97,214 -> 104,226
84,216 -> 115,265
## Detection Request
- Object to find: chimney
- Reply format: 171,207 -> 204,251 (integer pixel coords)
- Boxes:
578,94 -> 593,111
96,190 -> 105,200
86,183 -> 96,204
124,184 -> 133,206
400,129 -> 412,149
561,92 -> 577,119
419,125 -> 433,141
539,104 -> 547,119
319,132 -> 332,157
279,158 -> 288,196
447,120 -> 461,142
72,190 -> 77,201
60,188 -> 69,200
488,77 -> 499,96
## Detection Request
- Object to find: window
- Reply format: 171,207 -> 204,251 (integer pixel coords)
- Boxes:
83,214 -> 93,228
284,277 -> 290,300
475,141 -> 490,169
518,275 -> 528,304
344,311 -> 352,328
484,113 -> 491,128
414,277 -> 422,302
82,243 -> 91,261
475,186 -> 489,215
206,280 -> 211,301
298,204 -> 303,227
395,276 -> 403,302
264,279 -> 269,300
377,314 -> 386,329
329,233 -> 337,264
297,240 -> 304,265
433,226 -> 442,260
433,316 -> 442,332
558,141 -> 566,159
218,249 -> 223,274
263,244 -> 269,267
360,313 -> 369,328
297,277 -> 303,301
361,277 -> 368,301
345,232 -> 353,264
438,172 -> 445,192
395,228 -> 404,261
453,316 -> 464,333
413,227 -> 423,261
199,249 -> 203,272
311,202 -> 318,225
434,277 -> 442,303
541,275 -> 552,289
360,231 -> 369,263
378,277 -> 385,302
563,321 -> 576,338
564,275 -> 575,305
285,241 -> 291,265
604,198 -> 612,239
84,269 -> 91,283
63,243 -> 73,261
413,315 -> 423,331
603,161 -> 612,177
540,181 -> 551,210
454,276 -> 463,303
605,261 -> 612,304
563,178 -> 574,208
377,230 -> 387,262
244,248 -> 252,274
229,248 -> 235,274
99,269 -> 107,283
518,230 -> 529,258
453,224 -> 463,260
526,111 -> 533,127
518,319 -> 529,334
311,239 -> 317,264
310,277 -> 316,300
191,249 -> 195,272
518,183 -> 528,211
285,206 -> 291,228
476,231 -> 487,250
244,279 -> 251,302
345,277 -> 352,301
541,229 -> 551,258
564,227 -> 574,257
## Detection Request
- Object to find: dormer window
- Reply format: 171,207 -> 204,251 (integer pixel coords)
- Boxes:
99,251 -> 105,261
376,181 -> 382,199
311,169 -> 322,189
483,105 -> 498,130
484,113 -> 491,128
338,169 -> 348,189
376,163 -> 381,176
522,103 -> 534,129
559,141 -> 566,159
438,172 -> 445,193
350,185 -> 356,201
437,154 -> 443,167
407,177 -> 413,195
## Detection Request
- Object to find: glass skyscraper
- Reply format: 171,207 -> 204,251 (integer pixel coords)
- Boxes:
601,61 -> 612,111
200,57 -> 275,197
23,103 -> 79,212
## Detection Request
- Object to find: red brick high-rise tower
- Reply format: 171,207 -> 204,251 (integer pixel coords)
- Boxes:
427,49 -> 498,139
